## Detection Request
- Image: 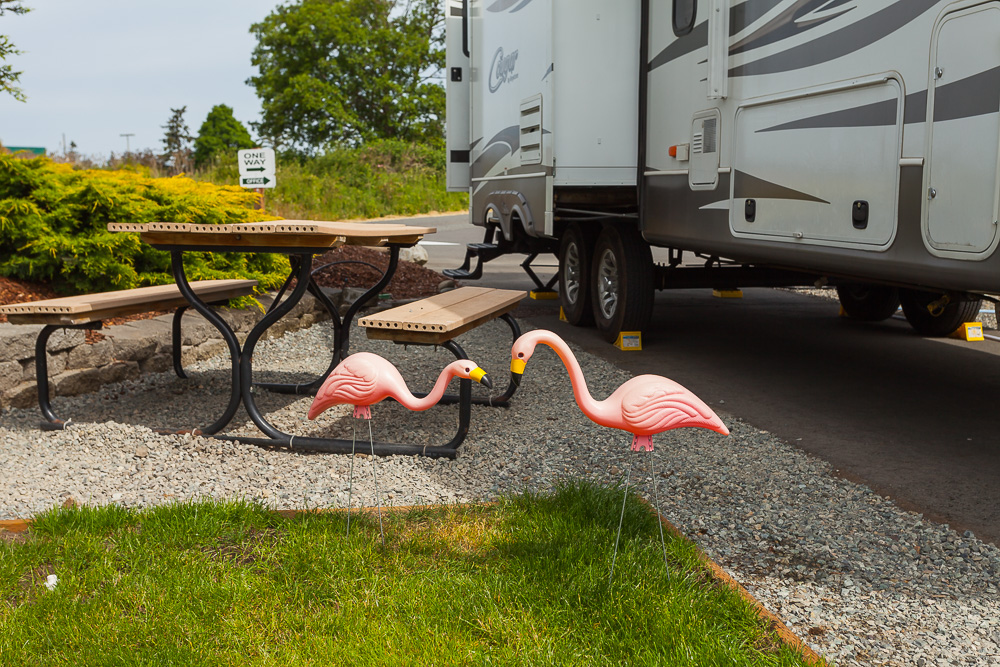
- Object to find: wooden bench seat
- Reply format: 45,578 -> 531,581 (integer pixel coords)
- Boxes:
0,279 -> 258,431
359,286 -> 525,345
0,279 -> 258,326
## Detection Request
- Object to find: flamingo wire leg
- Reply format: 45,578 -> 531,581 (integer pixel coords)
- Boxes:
346,425 -> 356,539
369,419 -> 385,548
649,449 -> 670,581
610,456 -> 632,584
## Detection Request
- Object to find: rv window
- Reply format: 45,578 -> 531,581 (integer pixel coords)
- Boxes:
673,0 -> 696,36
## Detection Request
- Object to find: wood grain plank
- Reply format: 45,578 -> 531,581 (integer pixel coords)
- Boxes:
358,287 -> 494,330
0,279 -> 257,316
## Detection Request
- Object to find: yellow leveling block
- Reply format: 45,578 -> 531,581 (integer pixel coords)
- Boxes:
559,307 -> 567,322
951,322 -> 984,341
530,290 -> 559,300
712,289 -> 744,298
614,331 -> 642,351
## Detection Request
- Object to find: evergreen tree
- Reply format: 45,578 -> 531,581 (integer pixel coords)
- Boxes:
160,106 -> 193,174
193,104 -> 255,169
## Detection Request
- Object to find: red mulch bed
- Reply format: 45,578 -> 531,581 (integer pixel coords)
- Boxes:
0,248 -> 448,340
310,245 -> 450,299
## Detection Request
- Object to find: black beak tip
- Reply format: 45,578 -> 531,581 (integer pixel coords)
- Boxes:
511,371 -> 522,387
481,374 -> 493,390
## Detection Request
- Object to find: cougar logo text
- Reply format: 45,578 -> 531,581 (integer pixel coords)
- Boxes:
488,47 -> 519,93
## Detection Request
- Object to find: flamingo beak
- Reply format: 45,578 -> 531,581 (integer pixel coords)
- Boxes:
470,366 -> 492,389
510,358 -> 526,387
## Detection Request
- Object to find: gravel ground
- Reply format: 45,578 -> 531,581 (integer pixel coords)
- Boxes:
3,314 -> 1000,666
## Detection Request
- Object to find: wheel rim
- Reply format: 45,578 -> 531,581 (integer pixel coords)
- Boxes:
597,248 -> 619,319
564,242 -> 581,305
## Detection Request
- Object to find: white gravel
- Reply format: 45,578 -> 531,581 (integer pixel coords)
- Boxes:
2,314 -> 999,666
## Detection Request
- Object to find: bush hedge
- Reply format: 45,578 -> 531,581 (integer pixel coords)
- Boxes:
199,139 -> 467,221
0,155 -> 290,296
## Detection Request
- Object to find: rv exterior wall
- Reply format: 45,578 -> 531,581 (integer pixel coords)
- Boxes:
642,0 -> 1000,294
551,0 -> 639,187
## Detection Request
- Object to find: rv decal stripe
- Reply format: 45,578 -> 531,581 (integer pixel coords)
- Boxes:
650,0 -> 851,72
731,0 -> 787,36
733,170 -> 829,204
730,0 -> 855,57
757,100 -> 897,133
730,0 -> 938,78
648,21 -> 708,71
933,66 -> 1000,123
756,67 -> 1000,133
471,125 -> 520,175
486,0 -> 536,13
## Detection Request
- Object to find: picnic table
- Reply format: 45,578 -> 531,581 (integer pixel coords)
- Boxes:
107,220 -> 449,455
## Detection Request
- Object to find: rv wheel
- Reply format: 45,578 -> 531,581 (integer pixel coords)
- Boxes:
899,289 -> 982,337
836,283 -> 900,322
590,224 -> 654,343
558,223 -> 597,326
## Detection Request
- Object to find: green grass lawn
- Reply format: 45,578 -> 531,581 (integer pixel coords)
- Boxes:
1,481 -> 815,666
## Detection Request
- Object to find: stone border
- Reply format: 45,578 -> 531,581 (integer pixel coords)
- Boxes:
0,290 -> 334,410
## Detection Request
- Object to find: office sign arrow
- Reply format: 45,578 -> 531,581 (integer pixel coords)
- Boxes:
240,176 -> 275,188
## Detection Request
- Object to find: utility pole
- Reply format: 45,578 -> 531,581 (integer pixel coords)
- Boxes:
119,132 -> 134,156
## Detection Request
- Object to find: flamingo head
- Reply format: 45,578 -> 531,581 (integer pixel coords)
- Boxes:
509,335 -> 540,387
447,359 -> 493,390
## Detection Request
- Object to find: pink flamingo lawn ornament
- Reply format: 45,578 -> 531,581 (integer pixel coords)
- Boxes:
509,330 -> 728,579
308,352 -> 492,543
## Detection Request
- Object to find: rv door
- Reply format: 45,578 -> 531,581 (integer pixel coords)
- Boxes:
446,0 -> 471,191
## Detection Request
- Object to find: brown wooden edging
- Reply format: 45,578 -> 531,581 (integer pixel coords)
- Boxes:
2,501 -> 824,664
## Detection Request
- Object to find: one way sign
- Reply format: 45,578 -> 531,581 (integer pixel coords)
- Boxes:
238,148 -> 276,189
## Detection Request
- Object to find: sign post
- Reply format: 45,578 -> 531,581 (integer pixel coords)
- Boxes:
238,148 -> 276,210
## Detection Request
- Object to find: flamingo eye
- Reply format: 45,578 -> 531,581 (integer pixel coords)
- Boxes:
517,352 -> 524,358
465,367 -> 470,373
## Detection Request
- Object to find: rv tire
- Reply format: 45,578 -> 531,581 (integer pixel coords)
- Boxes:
590,224 -> 654,343
836,283 -> 900,322
558,223 -> 597,326
899,289 -> 982,337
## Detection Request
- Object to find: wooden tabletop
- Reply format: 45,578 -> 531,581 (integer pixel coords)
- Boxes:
108,220 -> 436,250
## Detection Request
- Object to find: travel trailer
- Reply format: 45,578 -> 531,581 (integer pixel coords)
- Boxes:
444,0 -> 1000,341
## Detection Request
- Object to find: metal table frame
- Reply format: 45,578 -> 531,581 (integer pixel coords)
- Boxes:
153,241 -> 501,458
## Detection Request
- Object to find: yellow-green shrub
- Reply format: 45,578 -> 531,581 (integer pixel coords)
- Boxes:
0,155 -> 289,295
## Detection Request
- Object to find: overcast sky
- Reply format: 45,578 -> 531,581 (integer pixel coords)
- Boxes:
0,0 -> 282,158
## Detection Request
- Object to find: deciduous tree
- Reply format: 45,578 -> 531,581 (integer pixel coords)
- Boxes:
0,1 -> 30,102
193,104 -> 255,169
247,0 -> 444,153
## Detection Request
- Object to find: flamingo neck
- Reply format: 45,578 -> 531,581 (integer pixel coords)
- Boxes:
528,331 -> 616,427
395,364 -> 458,412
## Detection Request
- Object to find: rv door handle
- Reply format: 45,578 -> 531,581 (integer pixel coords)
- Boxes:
928,187 -> 937,200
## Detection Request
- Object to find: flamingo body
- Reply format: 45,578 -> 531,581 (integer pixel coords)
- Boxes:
308,352 -> 490,420
511,330 -> 728,450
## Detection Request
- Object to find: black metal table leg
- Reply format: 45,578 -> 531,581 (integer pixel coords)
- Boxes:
172,306 -> 189,379
167,251 -> 244,435
36,322 -> 102,431
254,247 -> 400,396
224,282 -> 474,458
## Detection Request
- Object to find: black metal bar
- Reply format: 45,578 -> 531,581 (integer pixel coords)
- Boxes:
233,302 -> 473,457
255,248 -> 399,396
521,253 -> 558,292
239,253 -> 316,441
171,306 -> 188,379
211,434 -> 460,459
266,264 -> 297,315
170,251 -> 244,435
407,312 -> 521,407
338,246 -> 399,360
35,321 -> 101,430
